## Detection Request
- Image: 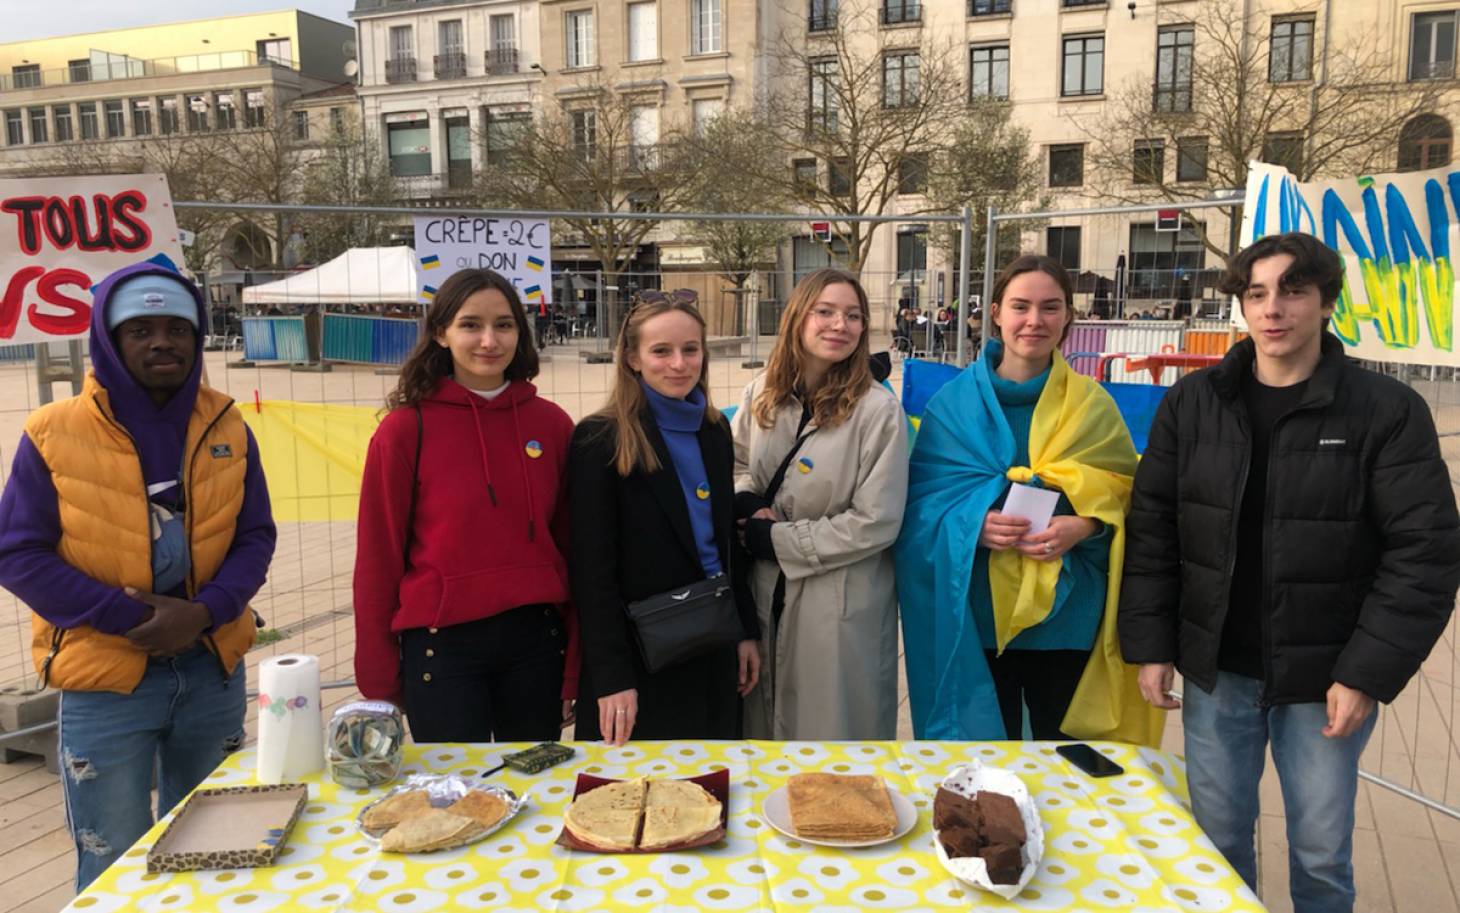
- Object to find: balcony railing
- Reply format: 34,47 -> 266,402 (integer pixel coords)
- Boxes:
386,56 -> 418,84
486,47 -> 520,75
434,51 -> 467,80
880,2 -> 921,24
0,50 -> 296,93
1411,59 -> 1456,81
395,172 -> 476,201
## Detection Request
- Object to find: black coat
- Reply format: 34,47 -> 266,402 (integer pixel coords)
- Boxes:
567,409 -> 759,740
1118,333 -> 1460,704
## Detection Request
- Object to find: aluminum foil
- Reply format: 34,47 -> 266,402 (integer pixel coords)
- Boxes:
356,774 -> 526,851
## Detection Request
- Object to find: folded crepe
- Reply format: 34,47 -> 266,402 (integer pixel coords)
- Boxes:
446,790 -> 509,829
362,789 -> 433,832
564,778 -> 649,850
787,773 -> 897,840
379,809 -> 485,853
640,780 -> 722,849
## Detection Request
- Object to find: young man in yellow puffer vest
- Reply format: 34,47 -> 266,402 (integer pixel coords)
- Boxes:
0,258 -> 275,891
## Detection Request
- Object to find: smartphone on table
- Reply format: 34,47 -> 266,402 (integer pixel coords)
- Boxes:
1056,742 -> 1124,778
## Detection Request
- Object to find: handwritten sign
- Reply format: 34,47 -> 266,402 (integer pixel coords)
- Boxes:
0,173 -> 185,345
1242,160 -> 1460,367
412,215 -> 553,306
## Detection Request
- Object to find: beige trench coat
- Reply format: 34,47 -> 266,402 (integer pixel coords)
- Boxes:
731,377 -> 909,739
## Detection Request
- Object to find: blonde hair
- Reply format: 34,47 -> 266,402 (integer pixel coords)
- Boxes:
594,298 -> 722,477
752,268 -> 873,430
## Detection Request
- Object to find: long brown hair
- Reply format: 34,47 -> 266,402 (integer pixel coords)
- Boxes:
593,297 -> 721,477
752,268 -> 873,430
386,269 -> 539,410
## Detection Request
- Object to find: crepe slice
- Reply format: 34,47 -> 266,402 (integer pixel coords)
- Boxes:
639,780 -> 723,849
564,778 -> 649,850
446,790 -> 509,829
362,789 -> 433,831
787,773 -> 897,840
379,809 -> 486,853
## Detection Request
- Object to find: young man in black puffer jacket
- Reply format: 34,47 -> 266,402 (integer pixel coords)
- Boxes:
1119,232 -> 1460,913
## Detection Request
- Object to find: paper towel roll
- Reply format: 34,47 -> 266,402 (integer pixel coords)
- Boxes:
256,654 -> 324,784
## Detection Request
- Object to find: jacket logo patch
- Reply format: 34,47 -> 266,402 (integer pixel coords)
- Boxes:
1318,438 -> 1347,448
210,444 -> 232,458
525,440 -> 543,459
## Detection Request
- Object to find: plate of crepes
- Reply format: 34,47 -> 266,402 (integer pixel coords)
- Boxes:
358,774 -> 524,854
558,769 -> 728,853
931,761 -> 1045,900
763,772 -> 918,847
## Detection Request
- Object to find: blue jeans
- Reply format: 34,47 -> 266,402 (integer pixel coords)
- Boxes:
58,645 -> 246,891
1183,670 -> 1377,913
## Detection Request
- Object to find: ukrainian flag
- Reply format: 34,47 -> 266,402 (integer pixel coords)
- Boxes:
526,256 -> 545,272
421,285 -> 437,301
525,284 -> 543,301
420,255 -> 441,270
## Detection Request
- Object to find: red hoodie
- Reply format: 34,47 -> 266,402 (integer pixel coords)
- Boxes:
353,377 -> 578,706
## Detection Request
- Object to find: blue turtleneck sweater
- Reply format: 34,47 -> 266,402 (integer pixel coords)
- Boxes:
642,381 -> 722,577
969,357 -> 1109,652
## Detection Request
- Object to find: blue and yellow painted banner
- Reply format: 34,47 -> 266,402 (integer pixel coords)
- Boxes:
1243,160 -> 1460,366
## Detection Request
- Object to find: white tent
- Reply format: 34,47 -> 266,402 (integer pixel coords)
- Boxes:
241,247 -> 421,305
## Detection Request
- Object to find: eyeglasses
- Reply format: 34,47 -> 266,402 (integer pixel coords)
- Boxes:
810,305 -> 865,327
636,288 -> 699,308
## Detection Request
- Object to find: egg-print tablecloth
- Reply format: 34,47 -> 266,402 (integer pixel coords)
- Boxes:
66,740 -> 1264,912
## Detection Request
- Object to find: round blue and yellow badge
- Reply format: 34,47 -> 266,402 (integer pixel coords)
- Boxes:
525,440 -> 543,459
796,457 -> 815,474
695,482 -> 711,500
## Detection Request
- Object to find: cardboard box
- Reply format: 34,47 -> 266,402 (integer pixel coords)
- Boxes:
147,784 -> 308,873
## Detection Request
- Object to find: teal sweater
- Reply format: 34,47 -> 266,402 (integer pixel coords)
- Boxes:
969,363 -> 1110,652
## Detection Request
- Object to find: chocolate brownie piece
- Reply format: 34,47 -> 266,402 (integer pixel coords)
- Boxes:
974,791 -> 1026,846
937,824 -> 984,859
933,787 -> 981,832
979,842 -> 1023,885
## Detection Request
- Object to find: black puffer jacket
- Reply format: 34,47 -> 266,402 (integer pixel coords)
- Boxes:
1118,333 -> 1460,704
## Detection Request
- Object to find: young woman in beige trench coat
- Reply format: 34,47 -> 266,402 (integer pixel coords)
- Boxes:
731,268 -> 909,740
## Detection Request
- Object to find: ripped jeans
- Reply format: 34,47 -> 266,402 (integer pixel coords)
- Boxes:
59,644 -> 246,891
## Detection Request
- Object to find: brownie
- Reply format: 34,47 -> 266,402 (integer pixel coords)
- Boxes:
979,842 -> 1023,885
933,787 -> 981,832
937,824 -> 984,859
974,791 -> 1026,846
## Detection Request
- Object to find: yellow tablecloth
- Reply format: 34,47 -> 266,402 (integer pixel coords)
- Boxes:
67,740 -> 1264,912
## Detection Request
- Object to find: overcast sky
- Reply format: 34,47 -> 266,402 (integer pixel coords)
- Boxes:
5,0 -> 358,43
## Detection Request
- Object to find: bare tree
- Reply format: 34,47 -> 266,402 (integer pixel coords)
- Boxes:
473,80 -> 706,334
746,0 -> 968,273
294,109 -> 398,262
681,110 -> 791,299
923,98 -> 1050,269
1079,0 -> 1446,262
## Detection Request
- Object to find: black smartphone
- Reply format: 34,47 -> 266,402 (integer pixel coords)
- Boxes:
1056,743 -> 1124,778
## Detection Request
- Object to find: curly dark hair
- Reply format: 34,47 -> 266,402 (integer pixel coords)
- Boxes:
386,269 -> 539,411
1218,232 -> 1344,308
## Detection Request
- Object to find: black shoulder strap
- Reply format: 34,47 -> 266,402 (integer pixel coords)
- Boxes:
764,421 -> 815,503
403,404 -> 422,568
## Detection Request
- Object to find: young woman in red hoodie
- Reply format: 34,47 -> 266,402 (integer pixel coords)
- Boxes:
353,269 -> 578,742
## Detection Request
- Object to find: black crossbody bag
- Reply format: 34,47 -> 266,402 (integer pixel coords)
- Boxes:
624,571 -> 741,674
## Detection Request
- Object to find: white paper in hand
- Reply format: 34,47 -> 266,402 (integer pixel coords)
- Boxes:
1001,483 -> 1059,534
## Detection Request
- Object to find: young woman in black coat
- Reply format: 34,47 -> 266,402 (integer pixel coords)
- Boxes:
568,293 -> 761,745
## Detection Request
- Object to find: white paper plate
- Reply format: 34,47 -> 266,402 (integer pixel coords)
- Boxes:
762,783 -> 918,848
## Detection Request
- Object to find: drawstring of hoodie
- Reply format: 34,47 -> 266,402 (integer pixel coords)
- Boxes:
466,396 -> 500,507
464,387 -> 537,542
510,397 -> 537,542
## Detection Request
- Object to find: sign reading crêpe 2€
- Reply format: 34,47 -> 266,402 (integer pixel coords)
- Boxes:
0,173 -> 186,346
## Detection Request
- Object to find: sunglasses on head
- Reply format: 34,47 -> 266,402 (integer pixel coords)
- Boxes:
636,288 -> 699,307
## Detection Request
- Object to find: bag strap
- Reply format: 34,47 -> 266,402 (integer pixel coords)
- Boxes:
403,403 -> 422,568
763,413 -> 816,503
